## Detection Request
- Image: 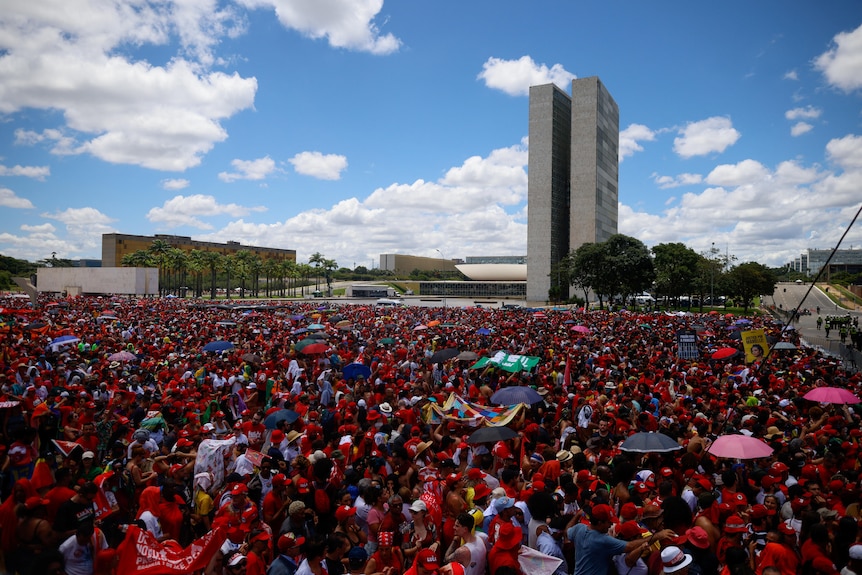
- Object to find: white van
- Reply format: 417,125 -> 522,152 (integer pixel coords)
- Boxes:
376,298 -> 402,307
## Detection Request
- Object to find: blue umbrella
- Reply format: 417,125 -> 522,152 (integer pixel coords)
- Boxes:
292,327 -> 309,335
308,323 -> 326,330
49,335 -> 80,346
476,327 -> 492,335
490,385 -> 543,405
264,409 -> 300,429
343,363 -> 372,380
203,340 -> 235,353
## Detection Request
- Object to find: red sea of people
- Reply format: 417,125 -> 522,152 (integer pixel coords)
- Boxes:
0,294 -> 860,575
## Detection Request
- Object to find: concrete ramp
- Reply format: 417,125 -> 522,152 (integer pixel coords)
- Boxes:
12,276 -> 38,307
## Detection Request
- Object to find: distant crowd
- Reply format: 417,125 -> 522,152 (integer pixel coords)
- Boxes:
0,293 -> 860,575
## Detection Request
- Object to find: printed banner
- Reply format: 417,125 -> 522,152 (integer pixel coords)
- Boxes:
741,329 -> 769,363
470,351 -> 540,373
676,330 -> 700,360
116,525 -> 225,574
424,393 -> 525,427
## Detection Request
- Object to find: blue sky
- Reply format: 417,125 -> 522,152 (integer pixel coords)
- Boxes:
1,1 -> 862,270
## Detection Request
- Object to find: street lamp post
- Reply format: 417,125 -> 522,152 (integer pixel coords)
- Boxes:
436,249 -> 447,310
710,242 -> 715,309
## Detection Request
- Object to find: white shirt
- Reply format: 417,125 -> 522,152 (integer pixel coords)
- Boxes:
59,531 -> 107,575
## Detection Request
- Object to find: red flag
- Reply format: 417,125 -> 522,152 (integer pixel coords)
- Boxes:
116,525 -> 225,574
563,356 -> 571,392
245,449 -> 267,468
52,439 -> 83,457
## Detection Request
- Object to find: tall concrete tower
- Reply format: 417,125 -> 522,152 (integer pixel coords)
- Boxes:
527,77 -> 619,302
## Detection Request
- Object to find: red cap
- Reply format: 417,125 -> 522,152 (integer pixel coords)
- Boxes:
335,505 -> 357,522
416,548 -> 440,570
590,504 -> 614,523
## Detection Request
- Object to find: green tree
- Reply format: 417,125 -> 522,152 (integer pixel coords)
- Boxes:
297,263 -> 314,296
323,258 -> 338,295
652,242 -> 700,303
309,252 -> 325,290
725,262 -> 777,313
199,251 -> 222,300
567,242 -> 605,307
186,250 -> 206,298
599,234 -> 655,306
121,250 -> 153,268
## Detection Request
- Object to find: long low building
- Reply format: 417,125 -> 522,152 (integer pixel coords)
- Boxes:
36,267 -> 158,296
455,264 -> 527,281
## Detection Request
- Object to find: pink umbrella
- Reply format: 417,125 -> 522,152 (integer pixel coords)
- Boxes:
571,325 -> 591,334
707,434 -> 773,460
803,387 -> 860,404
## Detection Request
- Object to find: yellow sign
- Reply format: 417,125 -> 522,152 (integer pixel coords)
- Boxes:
741,329 -> 768,363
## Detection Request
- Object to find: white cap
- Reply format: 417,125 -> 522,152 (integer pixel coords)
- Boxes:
82,451 -> 95,459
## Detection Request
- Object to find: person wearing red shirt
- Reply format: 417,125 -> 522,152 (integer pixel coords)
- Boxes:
800,524 -> 839,575
246,530 -> 271,575
75,421 -> 100,452
488,522 -> 523,575
262,474 -> 291,534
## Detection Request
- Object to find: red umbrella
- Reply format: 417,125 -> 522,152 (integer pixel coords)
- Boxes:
707,435 -> 773,459
803,387 -> 860,404
300,343 -> 329,355
711,347 -> 738,360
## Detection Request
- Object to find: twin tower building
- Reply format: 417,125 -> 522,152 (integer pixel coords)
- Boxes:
526,77 -> 619,302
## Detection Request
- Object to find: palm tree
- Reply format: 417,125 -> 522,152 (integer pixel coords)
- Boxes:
121,250 -> 153,268
147,239 -> 172,296
309,252 -> 325,290
323,258 -> 338,296
186,250 -> 206,298
297,263 -> 314,297
248,256 -> 264,297
263,258 -> 280,298
199,251 -> 222,300
165,248 -> 187,296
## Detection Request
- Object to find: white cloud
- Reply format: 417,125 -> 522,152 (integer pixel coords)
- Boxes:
651,173 -> 703,189
39,207 -> 116,254
236,0 -> 400,54
673,117 -> 741,158
785,106 -> 822,120
0,188 -> 35,209
619,124 -> 656,161
815,22 -> 862,92
219,156 -> 278,182
162,179 -> 191,191
0,1 -> 258,172
477,56 -> 576,97
20,223 -> 56,234
197,142 -> 529,265
619,141 -> 862,267
288,152 -> 348,181
0,164 -> 51,180
784,70 -> 798,81
147,194 -> 267,229
705,160 -> 769,187
791,122 -> 813,137
826,134 -> 862,170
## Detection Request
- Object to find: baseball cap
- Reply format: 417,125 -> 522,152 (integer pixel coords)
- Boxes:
417,548 -> 440,570
335,505 -> 357,522
590,503 -> 614,523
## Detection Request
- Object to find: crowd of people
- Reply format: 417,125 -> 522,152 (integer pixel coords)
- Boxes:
0,293 -> 860,575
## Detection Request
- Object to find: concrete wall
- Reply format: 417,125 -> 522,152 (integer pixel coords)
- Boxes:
36,267 -> 159,295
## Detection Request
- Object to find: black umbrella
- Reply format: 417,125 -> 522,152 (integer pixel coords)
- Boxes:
467,426 -> 518,444
264,409 -> 300,429
430,348 -> 460,364
491,385 -> 543,405
619,432 -> 682,453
